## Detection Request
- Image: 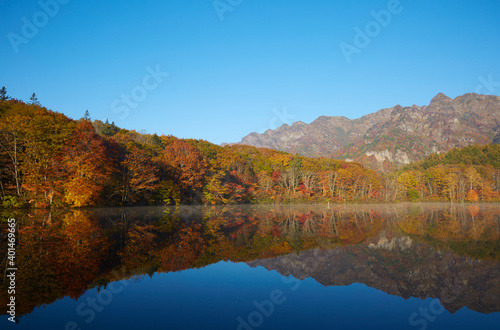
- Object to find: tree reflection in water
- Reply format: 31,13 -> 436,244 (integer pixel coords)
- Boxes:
1,203 -> 499,318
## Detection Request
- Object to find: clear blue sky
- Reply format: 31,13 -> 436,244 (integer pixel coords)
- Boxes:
1,0 -> 499,144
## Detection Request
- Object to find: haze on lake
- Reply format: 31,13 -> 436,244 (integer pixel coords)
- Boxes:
1,203 -> 499,329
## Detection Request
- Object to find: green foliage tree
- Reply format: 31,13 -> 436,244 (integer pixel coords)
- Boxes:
101,119 -> 119,136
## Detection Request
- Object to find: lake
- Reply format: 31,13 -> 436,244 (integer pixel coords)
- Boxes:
1,203 -> 499,329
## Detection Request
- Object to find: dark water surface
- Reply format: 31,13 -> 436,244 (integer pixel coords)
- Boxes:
1,203 -> 499,329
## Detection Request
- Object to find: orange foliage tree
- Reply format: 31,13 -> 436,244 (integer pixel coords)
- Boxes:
162,139 -> 208,203
63,121 -> 113,207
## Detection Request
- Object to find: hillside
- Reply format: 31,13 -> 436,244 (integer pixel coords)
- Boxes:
0,96 -> 379,208
1,89 -> 500,208
238,93 -> 500,170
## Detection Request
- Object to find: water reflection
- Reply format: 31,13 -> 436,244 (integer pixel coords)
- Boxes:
1,203 -> 499,320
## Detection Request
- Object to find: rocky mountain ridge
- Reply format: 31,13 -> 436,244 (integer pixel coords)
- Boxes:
247,235 -> 500,314
238,93 -> 500,170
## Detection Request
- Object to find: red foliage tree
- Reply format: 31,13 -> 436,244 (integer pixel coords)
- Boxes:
162,139 -> 208,202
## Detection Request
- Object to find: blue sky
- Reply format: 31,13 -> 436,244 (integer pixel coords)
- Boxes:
1,0 -> 499,144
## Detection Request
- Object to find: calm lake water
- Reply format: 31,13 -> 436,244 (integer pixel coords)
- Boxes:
1,203 -> 499,329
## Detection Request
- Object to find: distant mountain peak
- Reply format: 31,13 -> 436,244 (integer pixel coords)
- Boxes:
291,121 -> 307,127
430,92 -> 452,106
236,93 -> 500,170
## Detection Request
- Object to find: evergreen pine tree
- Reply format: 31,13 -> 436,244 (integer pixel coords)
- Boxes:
84,110 -> 91,121
30,92 -> 41,106
0,87 -> 9,101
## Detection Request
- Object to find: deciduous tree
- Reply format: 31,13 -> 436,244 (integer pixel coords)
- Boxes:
63,121 -> 112,207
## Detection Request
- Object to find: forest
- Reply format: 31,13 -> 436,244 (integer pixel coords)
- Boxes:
1,89 -> 500,208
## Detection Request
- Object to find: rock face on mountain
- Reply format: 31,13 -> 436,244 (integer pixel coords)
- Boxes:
247,235 -> 500,314
238,93 -> 500,169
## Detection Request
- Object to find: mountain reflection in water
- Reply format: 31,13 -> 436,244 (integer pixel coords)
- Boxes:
1,203 -> 499,321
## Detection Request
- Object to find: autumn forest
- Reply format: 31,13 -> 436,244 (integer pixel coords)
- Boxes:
1,90 -> 500,209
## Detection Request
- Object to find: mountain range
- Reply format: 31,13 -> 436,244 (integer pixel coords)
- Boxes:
247,235 -> 500,314
237,93 -> 500,170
